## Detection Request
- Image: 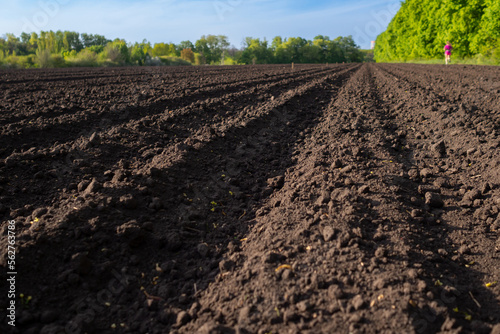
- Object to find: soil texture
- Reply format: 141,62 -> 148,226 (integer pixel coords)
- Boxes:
1,63 -> 500,334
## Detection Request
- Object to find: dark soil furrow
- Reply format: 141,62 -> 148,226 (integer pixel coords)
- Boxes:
371,64 -> 500,331
0,65 -> 349,159
0,65 -> 319,125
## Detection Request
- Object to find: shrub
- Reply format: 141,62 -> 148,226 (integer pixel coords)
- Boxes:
493,39 -> 500,63
180,48 -> 195,63
89,45 -> 104,54
36,49 -> 53,68
130,47 -> 146,65
102,42 -> 128,65
194,53 -> 206,65
51,54 -> 66,67
1,55 -> 36,69
65,49 -> 99,67
159,56 -> 192,66
223,57 -> 238,65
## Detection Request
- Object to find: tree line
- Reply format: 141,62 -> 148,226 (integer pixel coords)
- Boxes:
375,0 -> 500,63
0,30 -> 367,68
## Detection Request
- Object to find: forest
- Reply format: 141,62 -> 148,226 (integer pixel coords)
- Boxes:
0,31 -> 366,68
374,0 -> 500,63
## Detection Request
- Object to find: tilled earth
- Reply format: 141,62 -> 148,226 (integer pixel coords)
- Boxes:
0,63 -> 500,334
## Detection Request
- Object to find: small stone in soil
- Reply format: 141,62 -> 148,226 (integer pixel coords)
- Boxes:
322,225 -> 335,242
431,140 -> 446,157
83,178 -> 101,195
297,301 -> 311,312
352,295 -> 365,310
176,311 -> 190,327
458,245 -> 470,255
358,185 -> 370,194
425,192 -> 444,208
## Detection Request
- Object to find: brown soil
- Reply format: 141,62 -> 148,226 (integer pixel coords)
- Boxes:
1,63 -> 499,334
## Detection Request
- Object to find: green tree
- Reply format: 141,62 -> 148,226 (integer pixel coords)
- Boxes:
472,0 -> 500,54
81,33 -> 110,48
375,0 -> 499,62
29,33 -> 39,51
177,41 -> 194,54
336,36 -> 364,62
180,48 -> 195,63
20,32 -> 30,44
195,35 -> 229,64
152,43 -> 175,57
239,38 -> 273,64
88,45 -> 104,54
271,36 -> 283,52
103,39 -> 129,64
130,46 -> 146,65
63,31 -> 83,52
5,34 -> 22,55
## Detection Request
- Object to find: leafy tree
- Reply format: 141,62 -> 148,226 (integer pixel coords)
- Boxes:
335,36 -> 364,62
178,41 -> 195,53
180,48 -> 195,63
20,32 -> 31,44
300,44 -> 322,63
239,38 -> 273,64
103,39 -> 129,64
5,34 -> 23,55
88,45 -> 104,54
375,0 -> 500,62
282,37 -> 308,62
29,33 -> 39,50
81,33 -> 110,48
36,48 -> 53,68
130,44 -> 147,65
152,43 -> 175,57
271,36 -> 283,51
195,35 -> 229,64
194,52 -> 206,65
63,31 -> 83,52
312,35 -> 331,63
472,0 -> 500,54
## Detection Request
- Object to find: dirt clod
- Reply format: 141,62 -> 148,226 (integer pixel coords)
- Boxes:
425,192 -> 444,208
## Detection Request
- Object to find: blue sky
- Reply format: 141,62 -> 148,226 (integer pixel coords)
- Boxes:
0,0 -> 401,49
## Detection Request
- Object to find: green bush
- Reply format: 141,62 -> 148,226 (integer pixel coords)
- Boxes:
159,56 -> 192,66
130,46 -> 146,65
1,55 -> 36,68
194,53 -> 206,65
34,49 -> 67,68
88,45 -> 104,54
101,42 -> 129,65
36,49 -> 53,68
51,54 -> 66,67
65,49 -> 99,67
223,57 -> 239,65
493,39 -> 500,63
360,49 -> 375,63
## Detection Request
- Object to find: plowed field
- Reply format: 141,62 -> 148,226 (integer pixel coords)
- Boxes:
1,63 -> 500,334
